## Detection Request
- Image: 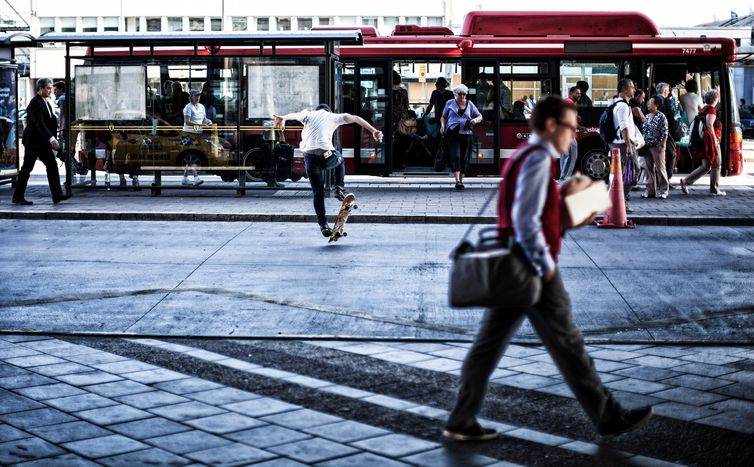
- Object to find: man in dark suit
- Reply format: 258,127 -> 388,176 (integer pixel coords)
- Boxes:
12,78 -> 70,205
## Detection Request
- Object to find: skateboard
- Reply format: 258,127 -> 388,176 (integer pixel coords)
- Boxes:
329,192 -> 357,243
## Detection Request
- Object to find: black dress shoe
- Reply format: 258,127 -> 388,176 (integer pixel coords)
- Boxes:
598,405 -> 653,439
442,422 -> 499,442
53,194 -> 72,204
12,198 -> 33,205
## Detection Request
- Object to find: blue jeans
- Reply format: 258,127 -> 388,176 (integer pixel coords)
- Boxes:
305,153 -> 345,226
558,138 -> 578,183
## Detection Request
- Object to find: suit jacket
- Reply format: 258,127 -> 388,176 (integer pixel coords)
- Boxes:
22,94 -> 57,150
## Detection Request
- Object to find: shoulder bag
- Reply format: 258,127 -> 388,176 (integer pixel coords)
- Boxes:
448,146 -> 543,308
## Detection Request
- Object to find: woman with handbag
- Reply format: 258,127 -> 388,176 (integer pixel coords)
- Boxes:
440,84 -> 482,190
443,95 -> 653,442
641,96 -> 669,199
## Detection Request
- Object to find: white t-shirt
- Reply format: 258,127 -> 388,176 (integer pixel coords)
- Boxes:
611,97 -> 635,145
299,109 -> 348,153
680,92 -> 703,125
182,102 -> 209,134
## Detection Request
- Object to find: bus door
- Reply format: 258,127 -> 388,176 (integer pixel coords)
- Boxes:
391,61 -> 461,173
351,61 -> 390,175
497,62 -> 552,167
462,60 -> 498,175
647,61 -> 726,173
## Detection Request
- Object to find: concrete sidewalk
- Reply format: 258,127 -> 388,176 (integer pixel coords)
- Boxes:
0,334 -> 752,466
1,170 -> 753,225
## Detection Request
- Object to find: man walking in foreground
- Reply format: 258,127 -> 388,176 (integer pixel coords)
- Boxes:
274,104 -> 383,237
443,95 -> 652,442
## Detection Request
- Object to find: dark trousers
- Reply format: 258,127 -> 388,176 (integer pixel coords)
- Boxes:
304,153 -> 345,226
446,131 -> 471,173
665,138 -> 676,182
14,146 -> 63,202
447,270 -> 613,430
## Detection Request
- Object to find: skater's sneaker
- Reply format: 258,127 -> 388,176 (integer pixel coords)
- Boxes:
192,178 -> 204,186
334,187 -> 346,202
442,422 -> 498,442
598,405 -> 653,440
320,223 -> 333,237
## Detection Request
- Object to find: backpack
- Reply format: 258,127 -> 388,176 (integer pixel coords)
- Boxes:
599,100 -> 626,144
689,112 -> 707,149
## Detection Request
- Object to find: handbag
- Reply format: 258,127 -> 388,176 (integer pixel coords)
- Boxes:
448,168 -> 542,308
623,152 -> 637,186
433,136 -> 447,172
397,116 -> 417,136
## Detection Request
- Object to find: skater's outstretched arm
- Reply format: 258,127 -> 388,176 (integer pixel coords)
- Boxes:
342,114 -> 383,143
273,112 -> 306,127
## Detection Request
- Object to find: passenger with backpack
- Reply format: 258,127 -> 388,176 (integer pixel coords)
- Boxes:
680,90 -> 726,196
602,78 -> 638,211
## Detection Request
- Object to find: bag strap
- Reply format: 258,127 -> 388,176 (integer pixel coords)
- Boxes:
458,143 -> 544,243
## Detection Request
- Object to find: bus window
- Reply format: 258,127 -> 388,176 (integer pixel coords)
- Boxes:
559,61 -> 620,107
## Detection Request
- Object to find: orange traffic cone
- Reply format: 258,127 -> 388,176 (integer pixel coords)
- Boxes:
596,147 -> 635,229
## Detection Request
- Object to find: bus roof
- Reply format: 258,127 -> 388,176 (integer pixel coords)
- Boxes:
461,11 -> 660,37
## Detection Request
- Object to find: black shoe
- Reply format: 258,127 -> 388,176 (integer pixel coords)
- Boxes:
53,194 -> 72,205
455,183 -> 464,191
598,406 -> 653,439
442,422 -> 498,442
333,187 -> 346,202
320,224 -> 333,237
12,198 -> 33,205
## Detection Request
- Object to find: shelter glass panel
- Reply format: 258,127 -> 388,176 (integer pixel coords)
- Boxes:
0,68 -> 18,176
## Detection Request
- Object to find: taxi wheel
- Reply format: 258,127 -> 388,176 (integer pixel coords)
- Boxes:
581,148 -> 610,181
178,151 -> 205,168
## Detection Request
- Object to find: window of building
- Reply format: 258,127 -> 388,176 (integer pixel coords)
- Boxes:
277,17 -> 290,31
339,16 -> 357,25
81,17 -> 97,32
427,16 -> 443,26
362,17 -> 378,27
383,16 -> 399,30
318,17 -> 331,26
298,17 -> 312,30
103,17 -> 119,32
125,17 -> 140,32
211,17 -> 222,31
405,16 -> 421,25
146,17 -> 161,32
168,17 -> 182,32
232,17 -> 247,31
189,17 -> 205,31
60,17 -> 75,33
257,17 -> 269,31
39,17 -> 55,34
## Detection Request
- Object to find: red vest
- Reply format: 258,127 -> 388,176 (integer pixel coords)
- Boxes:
498,144 -> 564,260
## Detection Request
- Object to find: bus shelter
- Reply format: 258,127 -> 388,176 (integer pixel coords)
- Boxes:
34,30 -> 363,195
0,33 -> 33,187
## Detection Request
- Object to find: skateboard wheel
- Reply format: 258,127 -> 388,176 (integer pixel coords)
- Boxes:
343,232 -> 348,236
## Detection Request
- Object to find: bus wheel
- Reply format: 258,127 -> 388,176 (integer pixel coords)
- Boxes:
581,148 -> 610,180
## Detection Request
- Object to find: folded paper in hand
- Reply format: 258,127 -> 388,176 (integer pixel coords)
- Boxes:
564,181 -> 611,226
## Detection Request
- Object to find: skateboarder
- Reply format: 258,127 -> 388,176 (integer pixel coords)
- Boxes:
274,104 -> 383,237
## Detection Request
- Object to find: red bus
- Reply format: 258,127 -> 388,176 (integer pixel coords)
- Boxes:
44,11 -> 741,188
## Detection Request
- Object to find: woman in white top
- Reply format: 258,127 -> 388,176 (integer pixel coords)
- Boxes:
182,90 -> 212,134
679,79 -> 703,126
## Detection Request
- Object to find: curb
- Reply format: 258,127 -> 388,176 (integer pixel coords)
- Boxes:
1,211 -> 753,226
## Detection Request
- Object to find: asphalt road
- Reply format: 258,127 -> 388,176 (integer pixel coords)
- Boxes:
1,220 -> 753,343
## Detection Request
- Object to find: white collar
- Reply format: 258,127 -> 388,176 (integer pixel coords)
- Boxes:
528,133 -> 560,159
